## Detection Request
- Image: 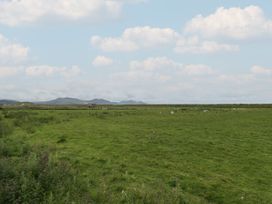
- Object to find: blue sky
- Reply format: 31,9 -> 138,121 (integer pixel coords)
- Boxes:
0,0 -> 272,103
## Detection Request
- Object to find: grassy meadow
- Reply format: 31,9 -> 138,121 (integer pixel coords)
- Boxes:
0,105 -> 272,203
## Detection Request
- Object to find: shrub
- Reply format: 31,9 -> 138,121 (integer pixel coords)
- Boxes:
8,111 -> 55,134
0,154 -> 92,203
57,136 -> 67,144
0,136 -> 92,204
0,120 -> 14,138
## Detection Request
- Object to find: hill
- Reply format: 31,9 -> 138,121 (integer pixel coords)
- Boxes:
0,98 -> 145,105
0,100 -> 18,105
38,97 -> 88,105
88,99 -> 116,105
119,100 -> 145,105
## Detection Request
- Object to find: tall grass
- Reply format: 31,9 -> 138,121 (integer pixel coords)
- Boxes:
0,111 -> 92,204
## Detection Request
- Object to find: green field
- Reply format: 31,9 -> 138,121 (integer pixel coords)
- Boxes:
1,106 -> 272,203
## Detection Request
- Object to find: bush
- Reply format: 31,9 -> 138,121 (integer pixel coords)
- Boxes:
6,111 -> 56,134
0,120 -> 14,138
57,136 -> 67,144
0,138 -> 30,157
0,136 -> 92,203
0,156 -> 92,203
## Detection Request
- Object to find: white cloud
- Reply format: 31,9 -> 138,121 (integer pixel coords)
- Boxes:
129,57 -> 181,71
25,65 -> 55,77
61,66 -> 81,78
112,57 -> 179,84
0,0 -> 141,26
111,57 -> 258,103
91,26 -> 238,54
123,57 -> 214,78
25,65 -> 81,77
113,69 -> 171,83
175,36 -> 239,54
0,67 -> 19,77
91,36 -> 138,52
251,65 -> 272,75
113,57 -> 216,87
122,26 -> 179,47
182,64 -> 214,76
92,56 -> 113,67
0,33 -> 80,79
91,26 -> 179,52
0,34 -> 29,63
1,60 -> 272,103
185,5 -> 272,39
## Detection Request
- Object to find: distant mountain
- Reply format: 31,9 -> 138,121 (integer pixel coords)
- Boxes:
39,98 -> 144,105
119,100 -> 145,105
0,100 -> 18,105
0,98 -> 145,105
88,99 -> 116,105
37,98 -> 115,105
38,97 -> 88,105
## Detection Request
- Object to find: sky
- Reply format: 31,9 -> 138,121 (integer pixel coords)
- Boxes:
0,0 -> 272,104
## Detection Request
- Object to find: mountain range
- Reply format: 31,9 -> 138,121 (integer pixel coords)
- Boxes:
0,98 -> 145,105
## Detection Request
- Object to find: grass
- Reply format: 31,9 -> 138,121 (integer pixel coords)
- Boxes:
0,110 -> 91,204
1,105 -> 272,203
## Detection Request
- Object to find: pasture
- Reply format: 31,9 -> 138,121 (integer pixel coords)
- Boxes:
0,105 -> 272,203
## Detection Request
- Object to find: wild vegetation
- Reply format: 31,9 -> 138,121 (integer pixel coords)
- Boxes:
0,111 -> 91,204
0,105 -> 271,203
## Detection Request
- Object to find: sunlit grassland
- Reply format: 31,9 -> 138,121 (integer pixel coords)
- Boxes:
1,105 -> 272,203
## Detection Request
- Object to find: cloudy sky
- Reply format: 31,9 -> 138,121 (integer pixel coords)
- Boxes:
0,0 -> 272,103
